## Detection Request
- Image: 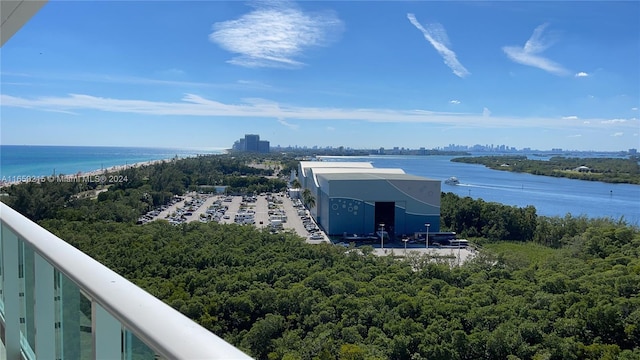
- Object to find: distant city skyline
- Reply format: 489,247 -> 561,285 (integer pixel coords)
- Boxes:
270,142 -> 637,154
1,1 -> 638,151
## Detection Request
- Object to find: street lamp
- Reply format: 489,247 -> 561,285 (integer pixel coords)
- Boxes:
402,237 -> 408,256
425,223 -> 430,249
379,223 -> 385,250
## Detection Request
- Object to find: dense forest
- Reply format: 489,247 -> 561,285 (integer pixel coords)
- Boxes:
451,156 -> 640,184
2,154 -> 639,359
39,217 -> 640,360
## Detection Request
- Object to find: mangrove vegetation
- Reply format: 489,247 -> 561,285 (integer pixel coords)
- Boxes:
451,156 -> 640,184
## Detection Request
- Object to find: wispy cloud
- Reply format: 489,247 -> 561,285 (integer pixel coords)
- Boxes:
2,71 -> 284,92
209,1 -> 343,68
502,23 -> 569,76
612,132 -> 624,137
407,13 -> 470,78
602,119 -> 627,124
568,134 -> 582,138
3,93 -> 637,131
277,117 -> 299,130
562,116 -> 578,120
449,100 -> 461,105
575,71 -> 589,77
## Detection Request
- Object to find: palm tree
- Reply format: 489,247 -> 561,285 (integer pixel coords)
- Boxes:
302,188 -> 316,209
291,179 -> 301,189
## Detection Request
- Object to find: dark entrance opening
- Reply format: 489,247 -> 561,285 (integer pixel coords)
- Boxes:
374,202 -> 395,239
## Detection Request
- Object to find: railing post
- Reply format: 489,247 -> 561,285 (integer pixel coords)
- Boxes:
1,224 -> 21,359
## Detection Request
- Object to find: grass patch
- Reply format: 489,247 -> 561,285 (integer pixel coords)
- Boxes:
484,241 -> 559,267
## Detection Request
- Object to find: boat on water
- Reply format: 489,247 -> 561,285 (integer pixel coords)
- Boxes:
444,176 -> 460,185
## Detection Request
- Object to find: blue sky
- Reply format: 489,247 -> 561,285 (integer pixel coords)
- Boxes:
1,0 -> 638,151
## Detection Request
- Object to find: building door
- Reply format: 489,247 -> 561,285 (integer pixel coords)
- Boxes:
374,202 -> 395,239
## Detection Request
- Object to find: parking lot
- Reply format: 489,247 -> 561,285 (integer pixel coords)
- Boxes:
140,192 -> 474,262
140,192 -> 329,244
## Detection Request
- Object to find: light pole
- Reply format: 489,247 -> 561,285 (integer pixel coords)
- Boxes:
425,223 -> 430,249
379,223 -> 385,250
402,237 -> 408,256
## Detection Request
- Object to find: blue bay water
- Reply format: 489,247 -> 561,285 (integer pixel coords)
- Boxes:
0,145 -> 222,179
321,155 -> 640,225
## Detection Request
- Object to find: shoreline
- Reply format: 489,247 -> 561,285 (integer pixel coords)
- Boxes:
1,157 -> 184,188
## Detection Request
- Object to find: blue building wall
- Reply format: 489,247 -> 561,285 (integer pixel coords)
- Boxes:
299,166 -> 441,238
324,197 -> 441,237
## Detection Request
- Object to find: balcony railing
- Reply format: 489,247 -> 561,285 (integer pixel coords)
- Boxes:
0,202 -> 251,359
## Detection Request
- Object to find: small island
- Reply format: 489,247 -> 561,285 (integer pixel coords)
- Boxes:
451,155 -> 640,184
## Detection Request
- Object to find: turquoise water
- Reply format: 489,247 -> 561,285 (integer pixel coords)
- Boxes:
0,145 -> 222,179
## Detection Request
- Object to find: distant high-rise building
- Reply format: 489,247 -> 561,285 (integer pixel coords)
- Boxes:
231,134 -> 270,153
258,140 -> 270,153
244,134 -> 260,152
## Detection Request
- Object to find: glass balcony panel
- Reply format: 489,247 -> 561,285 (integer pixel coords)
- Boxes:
56,271 -> 93,359
21,241 -> 36,354
0,226 -> 4,314
94,302 -> 122,360
124,329 -> 158,360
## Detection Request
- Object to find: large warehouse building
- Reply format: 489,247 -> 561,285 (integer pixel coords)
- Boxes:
297,161 -> 441,238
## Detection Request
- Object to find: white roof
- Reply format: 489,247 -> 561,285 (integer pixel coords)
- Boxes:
299,161 -> 373,175
311,168 -> 405,175
304,164 -> 406,187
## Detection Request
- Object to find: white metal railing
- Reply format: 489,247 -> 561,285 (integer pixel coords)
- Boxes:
0,202 -> 251,359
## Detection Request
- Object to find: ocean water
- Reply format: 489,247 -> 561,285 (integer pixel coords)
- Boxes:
0,145 -> 223,179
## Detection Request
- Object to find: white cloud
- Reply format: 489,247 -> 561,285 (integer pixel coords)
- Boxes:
632,107 -> 639,111
612,132 -> 624,137
3,93 -> 638,132
575,72 -> 589,77
502,23 -> 569,76
277,117 -> 299,130
407,13 -> 470,78
568,134 -> 582,138
601,119 -> 627,124
583,121 -> 591,124
562,115 -> 578,120
327,126 -> 335,131
2,71 -> 263,90
209,1 -> 343,68
449,100 -> 461,105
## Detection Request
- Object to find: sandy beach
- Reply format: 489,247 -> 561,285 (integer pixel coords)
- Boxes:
0,158 -> 170,188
